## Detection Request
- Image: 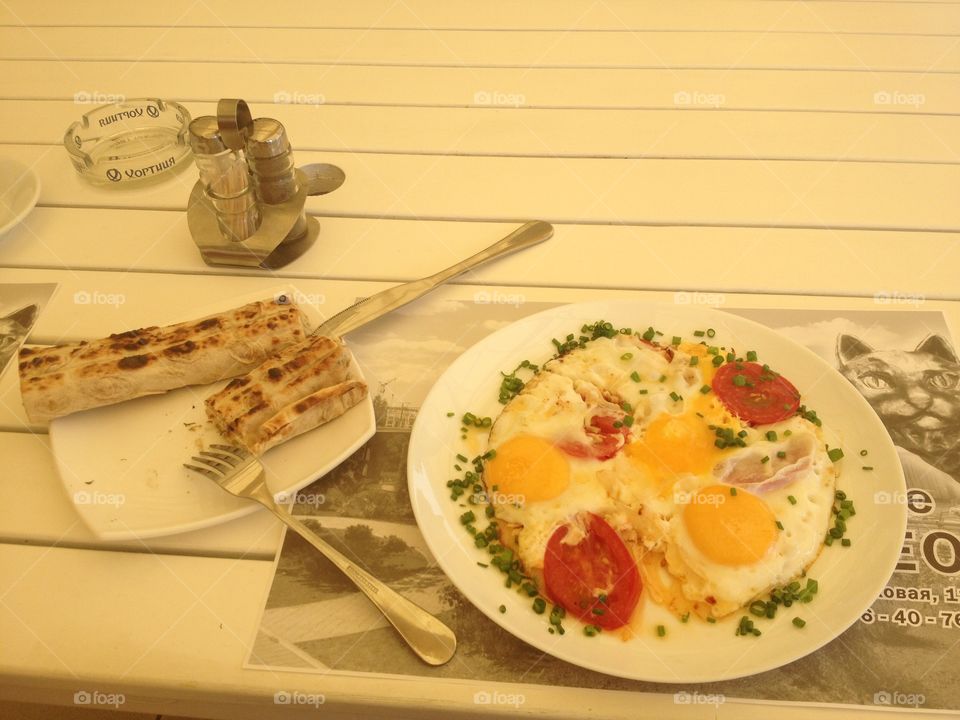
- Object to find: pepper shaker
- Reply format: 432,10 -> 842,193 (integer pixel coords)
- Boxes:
245,118 -> 308,243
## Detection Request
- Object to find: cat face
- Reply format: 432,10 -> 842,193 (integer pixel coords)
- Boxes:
0,317 -> 27,375
837,334 -> 960,475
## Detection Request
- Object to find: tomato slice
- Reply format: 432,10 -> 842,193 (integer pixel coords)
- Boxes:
557,415 -> 629,461
712,361 -> 801,426
543,513 -> 641,629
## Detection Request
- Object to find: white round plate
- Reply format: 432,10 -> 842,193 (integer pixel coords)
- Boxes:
0,157 -> 41,237
50,285 -> 376,540
407,300 -> 906,683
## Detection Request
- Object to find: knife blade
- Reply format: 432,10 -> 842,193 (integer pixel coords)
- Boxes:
311,220 -> 553,339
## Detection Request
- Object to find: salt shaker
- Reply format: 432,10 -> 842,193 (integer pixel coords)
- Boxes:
187,116 -> 260,243
245,118 -> 308,242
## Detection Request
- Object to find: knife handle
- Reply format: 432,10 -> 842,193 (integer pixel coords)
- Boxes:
314,220 -> 553,338
423,220 -> 554,286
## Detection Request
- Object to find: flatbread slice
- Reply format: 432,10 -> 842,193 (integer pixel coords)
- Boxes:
19,299 -> 307,422
205,337 -> 351,447
249,380 -> 368,454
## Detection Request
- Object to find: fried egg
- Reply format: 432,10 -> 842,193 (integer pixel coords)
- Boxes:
481,331 -> 836,625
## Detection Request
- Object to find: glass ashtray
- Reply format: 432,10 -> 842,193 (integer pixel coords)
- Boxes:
64,99 -> 193,186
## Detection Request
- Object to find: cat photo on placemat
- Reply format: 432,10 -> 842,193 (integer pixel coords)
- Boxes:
838,333 -> 960,503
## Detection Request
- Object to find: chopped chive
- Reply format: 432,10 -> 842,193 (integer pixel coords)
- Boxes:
623,415 -> 634,427
776,520 -> 784,530
761,456 -> 770,464
460,511 -> 475,525
700,385 -> 711,394
477,561 -> 488,567
707,346 -> 719,355
777,451 -> 787,459
732,374 -> 748,387
784,429 -> 792,437
584,625 -> 599,637
746,350 -> 758,362
788,495 -> 797,505
642,327 -> 656,341
456,453 -> 468,462
706,328 -> 716,338
656,625 -> 666,637
621,352 -> 633,360
630,371 -> 641,382
446,411 -> 455,417
765,430 -> 778,441
707,617 -> 716,623
730,487 -> 738,496
694,330 -> 705,337
533,597 -> 546,614
659,374 -> 667,382
672,336 -> 682,346
669,391 -> 681,402
828,448 -> 844,463
862,465 -> 873,471
499,604 -> 506,614
792,617 -> 806,628
689,355 -> 699,366
712,355 -> 724,367
681,612 -> 690,623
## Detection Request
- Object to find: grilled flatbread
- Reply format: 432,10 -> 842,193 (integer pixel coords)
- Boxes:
19,299 -> 308,422
205,335 -> 351,447
251,380 -> 367,454
204,335 -> 368,454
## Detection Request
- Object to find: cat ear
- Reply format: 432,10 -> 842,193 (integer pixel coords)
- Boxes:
837,334 -> 873,364
915,334 -> 958,363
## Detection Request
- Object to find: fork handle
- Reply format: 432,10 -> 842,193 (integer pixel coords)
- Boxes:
266,507 -> 457,666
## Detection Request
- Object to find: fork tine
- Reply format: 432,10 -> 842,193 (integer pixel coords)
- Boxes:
197,451 -> 237,468
188,456 -> 229,476
183,462 -> 222,480
209,444 -> 249,461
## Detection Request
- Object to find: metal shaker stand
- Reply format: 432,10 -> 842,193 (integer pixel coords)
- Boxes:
187,98 -> 330,269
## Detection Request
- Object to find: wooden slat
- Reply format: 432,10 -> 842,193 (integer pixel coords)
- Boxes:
5,101 -> 960,163
0,211 -> 956,299
0,61 -> 957,114
0,432 -> 283,556
1,27 -> 959,71
0,1 -> 957,35
3,145 -> 959,231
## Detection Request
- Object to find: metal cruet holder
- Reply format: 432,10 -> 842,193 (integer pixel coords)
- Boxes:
186,98 -> 341,269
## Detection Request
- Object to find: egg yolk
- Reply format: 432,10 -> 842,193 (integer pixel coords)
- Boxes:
485,435 -> 570,503
626,412 -> 720,487
683,484 -> 777,566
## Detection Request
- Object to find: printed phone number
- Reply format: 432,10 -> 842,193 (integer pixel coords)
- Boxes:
861,607 -> 960,629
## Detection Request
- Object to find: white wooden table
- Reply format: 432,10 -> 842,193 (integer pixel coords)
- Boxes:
0,2 -> 957,718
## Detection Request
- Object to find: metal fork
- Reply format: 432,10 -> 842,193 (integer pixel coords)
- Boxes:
184,444 -> 457,665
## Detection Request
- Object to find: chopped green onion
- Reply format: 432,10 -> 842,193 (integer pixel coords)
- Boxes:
860,449 -> 868,457
656,625 -> 666,637
533,597 -> 546,614
777,451 -> 787,459
630,371 -> 641,382
584,625 -> 600,637
499,604 -> 506,614
765,430 -> 778,441
862,466 -> 873,471
621,352 -> 633,360
776,520 -> 784,530
828,448 -> 844,463
669,391 -> 681,402
689,356 -> 699,367
732,374 -> 748,387
761,456 -> 770,464
842,538 -> 852,547
792,617 -> 806,628
672,336 -> 682,346
712,356 -> 724,367
700,385 -> 711,394
746,350 -> 758,362
706,328 -> 716,338
730,487 -> 738,496
694,330 -> 705,337
788,495 -> 797,505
